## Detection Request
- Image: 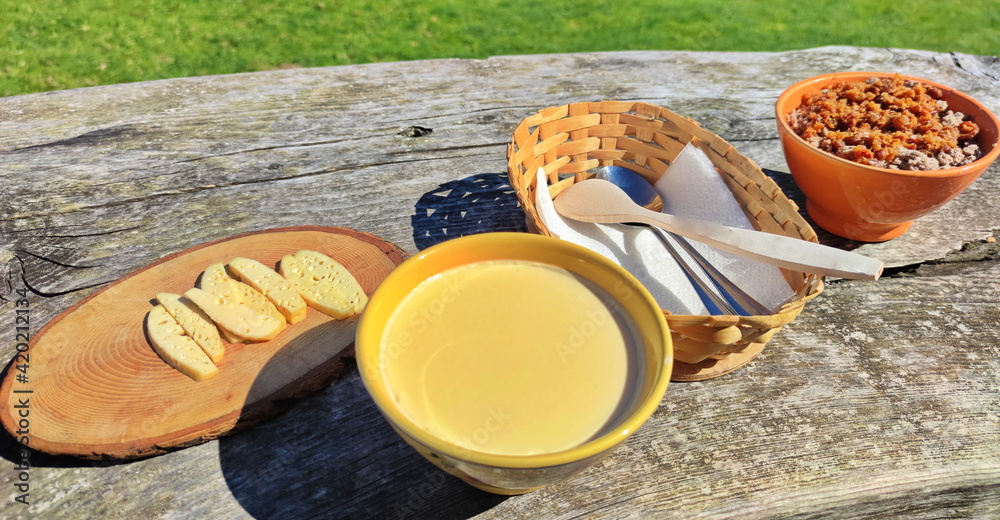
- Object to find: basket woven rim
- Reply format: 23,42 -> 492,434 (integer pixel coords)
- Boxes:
505,100 -> 825,327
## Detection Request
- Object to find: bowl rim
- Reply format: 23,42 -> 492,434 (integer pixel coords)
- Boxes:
775,71 -> 1000,179
355,232 -> 673,470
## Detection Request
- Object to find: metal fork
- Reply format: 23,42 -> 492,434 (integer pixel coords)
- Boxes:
597,165 -> 772,316
636,224 -> 772,316
662,228 -> 774,316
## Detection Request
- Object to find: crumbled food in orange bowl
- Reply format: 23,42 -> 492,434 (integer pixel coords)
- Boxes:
787,74 -> 982,170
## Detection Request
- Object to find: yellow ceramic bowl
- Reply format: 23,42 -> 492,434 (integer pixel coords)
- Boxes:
356,232 -> 672,494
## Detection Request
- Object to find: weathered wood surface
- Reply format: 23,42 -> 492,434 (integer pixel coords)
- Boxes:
1,46 -> 998,519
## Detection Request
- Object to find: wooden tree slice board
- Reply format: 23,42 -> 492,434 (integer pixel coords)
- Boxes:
0,226 -> 409,460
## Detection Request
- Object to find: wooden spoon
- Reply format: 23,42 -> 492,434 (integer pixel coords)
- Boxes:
553,179 -> 883,280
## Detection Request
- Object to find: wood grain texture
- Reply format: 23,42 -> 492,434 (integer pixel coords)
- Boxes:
0,47 -> 998,519
0,226 -> 408,459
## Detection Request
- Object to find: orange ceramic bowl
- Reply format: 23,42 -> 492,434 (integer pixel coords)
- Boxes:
775,72 -> 1000,242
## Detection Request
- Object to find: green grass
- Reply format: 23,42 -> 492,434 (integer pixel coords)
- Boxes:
2,0 -> 997,97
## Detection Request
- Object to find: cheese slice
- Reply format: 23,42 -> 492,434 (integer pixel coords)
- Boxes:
279,250 -> 368,319
184,287 -> 285,341
199,262 -> 286,341
200,262 -> 233,291
212,314 -> 245,344
146,304 -> 219,382
228,257 -> 308,324
155,292 -> 226,363
206,263 -> 285,323
199,263 -> 249,343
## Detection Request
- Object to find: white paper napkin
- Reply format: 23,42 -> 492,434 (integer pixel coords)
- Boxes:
535,170 -> 709,315
654,144 -> 795,311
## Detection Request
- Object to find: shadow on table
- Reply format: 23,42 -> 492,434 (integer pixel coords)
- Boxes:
218,170 -> 527,519
0,171 -> 525,518
218,360 -> 509,520
410,172 -> 526,251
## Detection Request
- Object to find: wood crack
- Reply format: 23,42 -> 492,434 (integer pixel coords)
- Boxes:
3,148 -> 501,222
833,233 -> 1000,282
727,136 -> 777,143
16,249 -> 100,270
167,136 -> 372,164
950,52 -> 1000,81
20,273 -> 109,298
9,125 -> 141,153
387,141 -> 503,156
0,255 -> 24,302
164,135 -> 502,167
40,225 -> 144,239
385,104 -> 544,124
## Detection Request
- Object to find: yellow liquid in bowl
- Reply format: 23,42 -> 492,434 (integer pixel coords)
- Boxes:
380,259 -> 644,456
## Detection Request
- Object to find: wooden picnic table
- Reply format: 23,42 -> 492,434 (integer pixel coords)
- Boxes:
1,46 -> 998,519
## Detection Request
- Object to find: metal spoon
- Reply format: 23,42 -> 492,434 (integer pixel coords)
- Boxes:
554,177 -> 883,280
597,167 -> 771,315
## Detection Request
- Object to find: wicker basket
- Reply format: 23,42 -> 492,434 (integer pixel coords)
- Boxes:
506,101 -> 824,381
